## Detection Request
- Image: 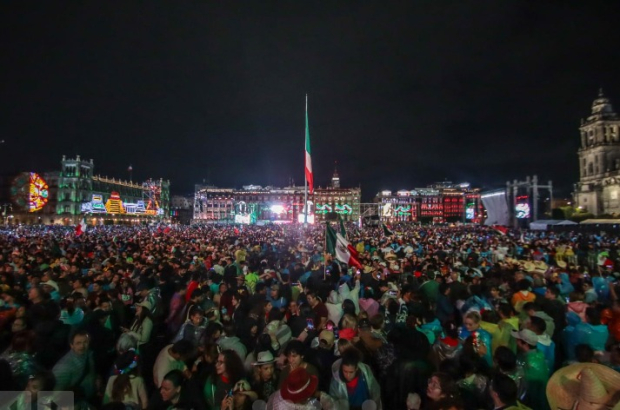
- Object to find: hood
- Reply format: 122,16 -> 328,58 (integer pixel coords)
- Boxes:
327,290 -> 340,304
331,358 -> 343,379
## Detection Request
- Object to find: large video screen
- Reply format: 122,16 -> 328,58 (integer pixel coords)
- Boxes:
481,190 -> 509,226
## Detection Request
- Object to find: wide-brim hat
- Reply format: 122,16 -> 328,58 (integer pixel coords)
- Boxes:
534,260 -> 548,271
522,262 -> 536,272
557,260 -> 567,269
252,351 -> 276,366
280,367 -> 318,403
40,280 -> 59,292
546,363 -> 620,410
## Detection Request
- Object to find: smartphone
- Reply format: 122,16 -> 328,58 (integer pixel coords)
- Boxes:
333,328 -> 340,339
326,322 -> 334,331
389,290 -> 397,296
306,318 -> 315,330
227,389 -> 234,397
292,282 -> 300,286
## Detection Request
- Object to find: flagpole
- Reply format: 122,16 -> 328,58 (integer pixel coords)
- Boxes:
324,222 -> 327,280
304,94 -> 308,228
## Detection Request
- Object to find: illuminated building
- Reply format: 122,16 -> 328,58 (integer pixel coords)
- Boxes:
574,90 -> 620,215
57,155 -> 170,224
193,170 -> 361,224
375,182 -> 482,223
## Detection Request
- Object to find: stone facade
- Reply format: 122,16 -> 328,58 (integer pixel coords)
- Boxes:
574,90 -> 620,215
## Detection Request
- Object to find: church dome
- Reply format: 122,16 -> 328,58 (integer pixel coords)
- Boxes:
592,88 -> 615,114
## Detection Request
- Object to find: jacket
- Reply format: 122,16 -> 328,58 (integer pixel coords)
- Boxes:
459,326 -> 493,367
517,349 -> 549,410
536,334 -> 555,376
329,359 -> 382,410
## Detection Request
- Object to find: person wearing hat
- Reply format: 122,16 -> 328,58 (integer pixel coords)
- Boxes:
546,363 -> 620,410
511,329 -> 549,410
122,300 -> 154,346
251,351 -> 279,402
40,279 -> 60,302
315,330 -> 337,392
267,367 -> 333,409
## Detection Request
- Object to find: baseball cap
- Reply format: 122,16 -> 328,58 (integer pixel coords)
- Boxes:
319,330 -> 335,348
511,329 -> 538,346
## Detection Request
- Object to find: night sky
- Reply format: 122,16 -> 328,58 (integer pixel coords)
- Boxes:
1,2 -> 619,200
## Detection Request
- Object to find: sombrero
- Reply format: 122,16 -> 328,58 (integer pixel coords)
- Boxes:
523,262 -> 536,272
504,257 -> 518,265
546,363 -> 620,410
534,260 -> 548,271
557,260 -> 567,269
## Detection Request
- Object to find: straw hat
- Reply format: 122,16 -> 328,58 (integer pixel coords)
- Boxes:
557,260 -> 567,269
534,260 -> 548,271
546,363 -> 620,410
504,257 -> 518,265
522,262 -> 536,272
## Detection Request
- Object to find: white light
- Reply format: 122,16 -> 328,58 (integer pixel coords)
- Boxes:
270,205 -> 285,214
298,213 -> 315,224
481,191 -> 506,199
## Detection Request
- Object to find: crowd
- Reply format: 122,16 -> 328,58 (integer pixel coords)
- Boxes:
0,222 -> 619,410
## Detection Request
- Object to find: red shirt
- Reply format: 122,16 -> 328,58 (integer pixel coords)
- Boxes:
313,302 -> 328,321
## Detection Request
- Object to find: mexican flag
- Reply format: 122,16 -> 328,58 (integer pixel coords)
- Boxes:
326,224 -> 362,269
75,218 -> 86,236
493,225 -> 508,236
339,216 -> 347,238
382,223 -> 393,236
305,95 -> 314,194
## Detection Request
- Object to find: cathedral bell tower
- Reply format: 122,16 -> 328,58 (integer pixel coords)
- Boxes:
574,89 -> 620,215
331,162 -> 340,188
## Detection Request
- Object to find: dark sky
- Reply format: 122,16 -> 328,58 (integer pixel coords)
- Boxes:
2,2 -> 619,200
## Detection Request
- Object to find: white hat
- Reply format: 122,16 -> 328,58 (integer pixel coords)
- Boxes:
40,280 -> 59,292
510,329 -> 538,346
252,351 -> 276,366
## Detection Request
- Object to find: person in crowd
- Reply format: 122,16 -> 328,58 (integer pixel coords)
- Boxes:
204,348 -> 247,410
329,347 -> 382,410
251,350 -> 279,402
488,373 -> 532,410
152,340 -> 194,388
173,305 -> 207,347
103,349 -> 148,409
52,329 -> 97,405
511,329 -> 549,410
278,340 -> 319,387
147,369 -> 192,410
123,300 -> 154,347
459,310 -> 493,366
